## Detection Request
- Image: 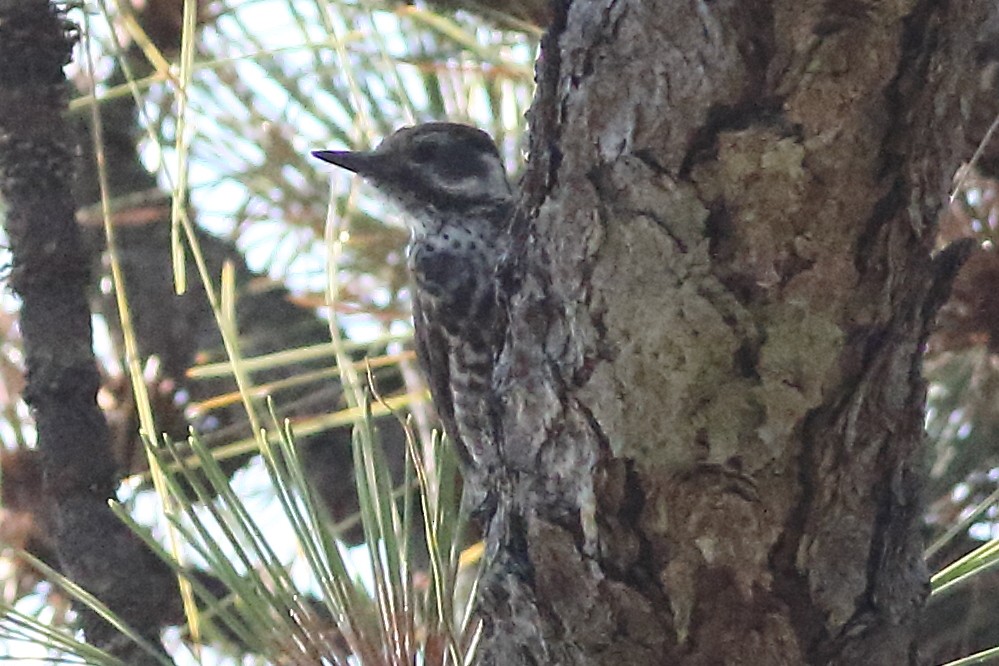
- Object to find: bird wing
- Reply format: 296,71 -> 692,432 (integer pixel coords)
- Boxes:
411,292 -> 466,461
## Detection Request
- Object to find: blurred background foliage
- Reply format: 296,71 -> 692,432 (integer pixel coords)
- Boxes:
922,163 -> 999,663
2,0 -> 999,664
1,0 -> 539,663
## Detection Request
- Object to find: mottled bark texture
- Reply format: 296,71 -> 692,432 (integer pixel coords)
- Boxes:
0,2 -> 177,662
479,2 -> 998,664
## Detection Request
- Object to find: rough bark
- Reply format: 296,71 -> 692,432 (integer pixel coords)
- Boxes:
478,2 -> 998,664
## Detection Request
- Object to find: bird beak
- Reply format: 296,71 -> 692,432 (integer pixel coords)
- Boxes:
311,149 -> 382,176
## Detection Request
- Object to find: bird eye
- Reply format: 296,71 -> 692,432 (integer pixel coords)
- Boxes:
411,143 -> 439,163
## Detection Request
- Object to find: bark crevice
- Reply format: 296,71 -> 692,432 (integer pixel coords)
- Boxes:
477,1 -> 999,663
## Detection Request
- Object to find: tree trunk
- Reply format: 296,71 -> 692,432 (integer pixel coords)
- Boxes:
477,2 -> 999,664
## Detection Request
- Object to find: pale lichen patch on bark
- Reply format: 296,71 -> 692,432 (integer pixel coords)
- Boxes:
754,304 -> 844,455
573,155 -> 771,474
475,0 -> 995,662
577,213 -> 743,470
691,128 -> 809,289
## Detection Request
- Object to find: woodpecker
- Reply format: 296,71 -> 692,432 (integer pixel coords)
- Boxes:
313,123 -> 513,471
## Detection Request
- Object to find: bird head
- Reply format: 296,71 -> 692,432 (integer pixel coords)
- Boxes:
312,122 -> 512,230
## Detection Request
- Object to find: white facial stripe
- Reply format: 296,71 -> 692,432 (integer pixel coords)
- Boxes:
431,158 -> 511,200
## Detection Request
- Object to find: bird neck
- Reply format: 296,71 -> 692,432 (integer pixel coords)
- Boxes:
407,199 -> 512,249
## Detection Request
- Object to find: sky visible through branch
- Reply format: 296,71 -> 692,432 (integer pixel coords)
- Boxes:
3,1 -> 536,663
